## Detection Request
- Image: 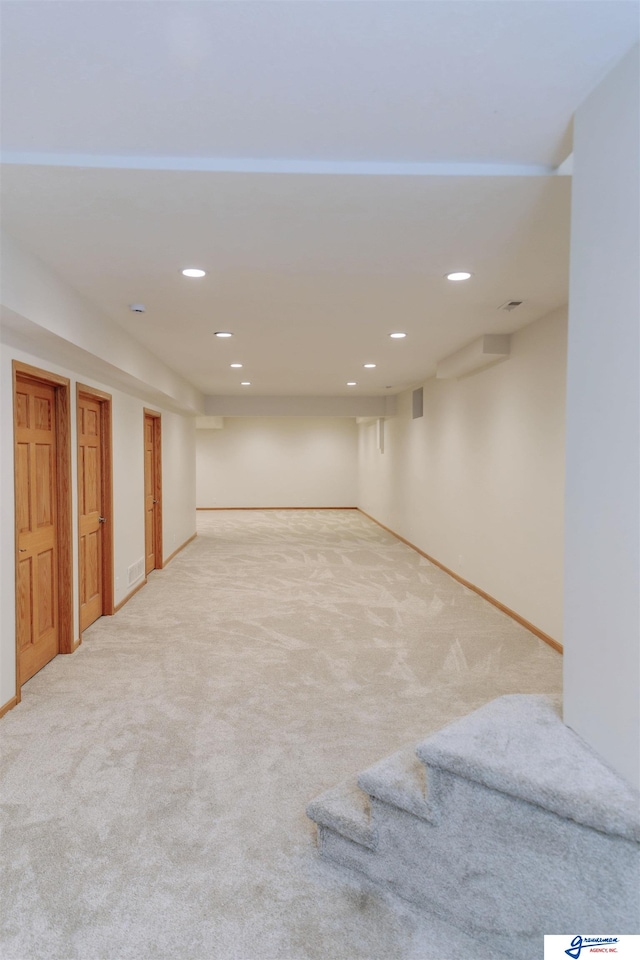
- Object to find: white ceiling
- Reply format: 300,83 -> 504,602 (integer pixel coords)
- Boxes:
1,1 -> 638,397
0,165 -> 570,395
2,1 -> 637,166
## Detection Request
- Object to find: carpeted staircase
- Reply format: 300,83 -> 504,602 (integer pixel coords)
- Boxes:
307,695 -> 640,960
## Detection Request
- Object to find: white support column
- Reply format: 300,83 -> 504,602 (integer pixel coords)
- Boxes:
563,45 -> 640,789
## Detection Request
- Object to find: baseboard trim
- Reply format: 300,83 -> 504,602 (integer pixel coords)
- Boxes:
164,532 -> 197,566
358,508 -> 563,655
196,506 -> 358,510
114,578 -> 148,613
0,695 -> 19,718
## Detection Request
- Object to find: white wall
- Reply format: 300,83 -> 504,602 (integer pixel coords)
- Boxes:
563,45 -> 639,789
0,231 -> 198,710
196,417 -> 358,507
162,408 -> 197,557
1,231 -> 203,414
0,341 -> 197,709
358,307 -> 567,642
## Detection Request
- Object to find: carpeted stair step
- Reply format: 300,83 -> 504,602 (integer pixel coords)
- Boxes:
307,695 -> 640,960
306,777 -> 377,850
357,744 -> 438,823
416,694 -> 640,842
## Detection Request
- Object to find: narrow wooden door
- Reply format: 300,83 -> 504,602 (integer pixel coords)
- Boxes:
15,378 -> 59,683
78,395 -> 104,630
144,412 -> 162,574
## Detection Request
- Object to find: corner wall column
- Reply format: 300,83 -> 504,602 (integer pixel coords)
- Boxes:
563,44 -> 640,789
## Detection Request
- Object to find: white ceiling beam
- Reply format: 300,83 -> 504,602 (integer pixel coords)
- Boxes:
205,395 -> 397,418
0,153 -> 561,177
436,335 -> 511,380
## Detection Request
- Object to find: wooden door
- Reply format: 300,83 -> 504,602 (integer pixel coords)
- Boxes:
15,378 -> 59,682
78,395 -> 104,630
144,412 -> 162,575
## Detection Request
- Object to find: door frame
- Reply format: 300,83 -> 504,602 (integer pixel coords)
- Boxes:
12,361 -> 73,702
143,409 -> 163,571
77,384 -> 114,637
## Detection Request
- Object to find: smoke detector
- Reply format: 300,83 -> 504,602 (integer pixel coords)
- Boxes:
129,303 -> 146,313
498,300 -> 524,312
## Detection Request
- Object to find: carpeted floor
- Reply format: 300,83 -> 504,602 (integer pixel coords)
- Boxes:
0,509 -> 562,960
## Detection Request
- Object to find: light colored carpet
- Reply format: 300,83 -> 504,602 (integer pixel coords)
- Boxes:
309,694 -> 640,960
0,509 -> 562,960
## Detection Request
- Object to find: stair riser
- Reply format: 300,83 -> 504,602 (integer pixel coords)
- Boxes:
317,772 -> 640,960
356,746 -> 439,824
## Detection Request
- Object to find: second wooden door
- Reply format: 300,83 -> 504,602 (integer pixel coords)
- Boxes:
144,411 -> 162,575
78,394 -> 106,631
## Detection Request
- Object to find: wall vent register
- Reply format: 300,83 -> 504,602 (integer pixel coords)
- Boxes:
127,557 -> 145,586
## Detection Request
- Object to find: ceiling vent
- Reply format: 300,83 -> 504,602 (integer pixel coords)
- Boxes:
498,300 -> 524,312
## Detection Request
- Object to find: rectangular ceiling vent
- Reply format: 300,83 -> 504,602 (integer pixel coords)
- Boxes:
498,300 -> 524,312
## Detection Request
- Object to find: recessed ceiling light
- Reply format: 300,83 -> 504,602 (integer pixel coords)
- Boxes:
389,332 -> 407,339
230,363 -> 243,368
182,268 -> 206,278
363,363 -> 377,369
446,271 -> 472,281
347,381 -> 357,386
241,381 -> 251,386
214,331 -> 233,338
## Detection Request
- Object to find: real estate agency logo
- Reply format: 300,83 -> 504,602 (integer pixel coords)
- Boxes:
544,935 -> 640,958
564,936 -> 619,957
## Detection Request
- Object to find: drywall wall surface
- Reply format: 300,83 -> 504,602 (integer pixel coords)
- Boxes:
1,230 -> 203,414
0,339 -> 196,709
0,339 -> 20,708
358,307 -> 567,642
196,417 -> 357,507
157,407 -> 197,560
563,45 -> 640,789
110,390 -> 146,604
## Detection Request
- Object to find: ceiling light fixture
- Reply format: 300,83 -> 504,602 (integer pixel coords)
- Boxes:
214,331 -> 233,338
389,332 -> 407,339
363,363 -> 377,369
241,381 -> 251,386
446,271 -> 472,281
230,363 -> 243,368
347,381 -> 357,386
182,268 -> 206,278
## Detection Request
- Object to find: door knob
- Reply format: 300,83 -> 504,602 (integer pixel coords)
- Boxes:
153,500 -> 158,504
98,516 -> 107,523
